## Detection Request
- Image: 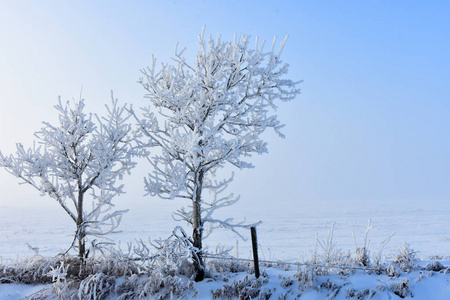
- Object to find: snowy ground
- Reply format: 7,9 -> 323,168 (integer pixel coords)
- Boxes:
1,199 -> 449,299
1,199 -> 449,261
1,261 -> 449,299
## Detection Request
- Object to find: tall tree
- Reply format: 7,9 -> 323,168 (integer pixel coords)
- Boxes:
0,95 -> 135,259
131,29 -> 300,281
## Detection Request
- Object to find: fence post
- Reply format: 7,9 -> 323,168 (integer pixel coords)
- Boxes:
250,226 -> 260,278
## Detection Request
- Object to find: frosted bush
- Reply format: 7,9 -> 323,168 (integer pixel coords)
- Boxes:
393,242 -> 417,272
211,275 -> 270,299
207,258 -> 251,276
317,222 -> 343,265
352,220 -> 372,267
315,279 -> 342,299
0,256 -> 56,284
52,278 -> 79,300
389,278 -> 412,298
134,273 -> 197,300
279,275 -> 294,288
78,273 -> 115,300
385,263 -> 400,277
345,287 -> 376,299
425,261 -> 444,272
354,247 -> 370,267
145,227 -> 198,278
294,265 -> 316,290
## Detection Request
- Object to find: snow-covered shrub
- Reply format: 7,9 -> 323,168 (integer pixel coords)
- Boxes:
136,272 -> 197,300
317,223 -> 344,266
113,275 -> 141,300
385,263 -> 400,277
47,252 -> 197,299
52,272 -> 116,300
148,227 -> 197,278
109,228 -> 197,278
47,254 -> 142,299
0,256 -> 57,284
354,247 -> 370,267
207,258 -> 251,276
425,261 -> 444,272
0,256 -> 116,299
78,273 -> 116,300
393,242 -> 417,272
52,277 -> 79,300
294,265 -> 316,290
352,220 -> 372,267
389,278 -> 412,298
49,260 -> 69,285
279,275 -> 294,288
53,255 -> 88,279
345,287 -> 376,299
211,275 -> 269,299
49,254 -> 141,281
315,279 -> 343,299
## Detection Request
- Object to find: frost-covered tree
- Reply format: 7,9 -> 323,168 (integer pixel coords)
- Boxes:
0,95 -> 135,259
131,29 -> 300,281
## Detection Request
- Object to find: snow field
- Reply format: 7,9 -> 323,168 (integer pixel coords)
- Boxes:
1,199 -> 449,261
1,197 -> 449,299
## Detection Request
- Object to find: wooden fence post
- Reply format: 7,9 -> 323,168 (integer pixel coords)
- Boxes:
250,226 -> 260,278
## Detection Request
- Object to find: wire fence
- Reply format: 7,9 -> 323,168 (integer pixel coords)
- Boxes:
203,253 -> 384,272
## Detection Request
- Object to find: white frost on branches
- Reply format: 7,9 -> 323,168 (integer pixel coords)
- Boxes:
0,94 -> 135,258
130,28 -> 300,279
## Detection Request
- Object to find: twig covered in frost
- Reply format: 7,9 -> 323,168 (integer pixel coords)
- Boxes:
374,232 -> 395,267
26,243 -> 40,256
310,234 -> 319,265
317,222 -> 342,265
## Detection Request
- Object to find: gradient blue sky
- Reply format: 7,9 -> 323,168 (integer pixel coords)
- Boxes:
0,1 -> 449,213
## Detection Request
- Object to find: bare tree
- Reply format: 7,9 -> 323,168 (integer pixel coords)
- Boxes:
0,95 -> 135,259
131,28 -> 300,281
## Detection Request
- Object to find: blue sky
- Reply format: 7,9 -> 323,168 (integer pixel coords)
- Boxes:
0,1 -> 449,213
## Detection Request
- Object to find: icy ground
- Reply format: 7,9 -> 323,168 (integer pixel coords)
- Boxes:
1,199 -> 449,299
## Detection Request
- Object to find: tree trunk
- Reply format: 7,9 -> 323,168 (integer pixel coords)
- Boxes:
192,169 -> 205,281
76,221 -> 86,259
76,191 -> 86,259
76,199 -> 87,278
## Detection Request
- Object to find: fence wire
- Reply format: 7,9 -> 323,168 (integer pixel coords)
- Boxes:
203,253 -> 384,272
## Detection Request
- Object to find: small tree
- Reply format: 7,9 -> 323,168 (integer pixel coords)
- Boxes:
131,29 -> 300,281
0,95 -> 135,259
